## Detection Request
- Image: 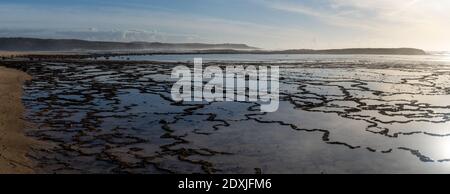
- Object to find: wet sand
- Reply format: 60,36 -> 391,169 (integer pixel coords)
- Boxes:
0,66 -> 36,173
1,58 -> 448,174
2,54 -> 450,173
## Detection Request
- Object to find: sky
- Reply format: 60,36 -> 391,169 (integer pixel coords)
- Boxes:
0,0 -> 449,51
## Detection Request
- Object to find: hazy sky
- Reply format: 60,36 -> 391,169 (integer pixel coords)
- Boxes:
0,0 -> 449,50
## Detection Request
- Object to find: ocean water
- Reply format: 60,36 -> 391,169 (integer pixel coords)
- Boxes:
15,54 -> 450,173
94,53 -> 450,64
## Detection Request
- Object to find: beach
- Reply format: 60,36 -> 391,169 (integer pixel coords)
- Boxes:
1,54 -> 448,174
0,66 -> 35,173
0,51 -> 25,58
1,53 -> 450,173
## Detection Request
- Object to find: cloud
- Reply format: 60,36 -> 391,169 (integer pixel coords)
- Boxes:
265,1 -> 378,30
1,1 -> 450,50
262,0 -> 450,50
329,0 -> 450,23
0,28 -> 201,43
0,3 -> 315,49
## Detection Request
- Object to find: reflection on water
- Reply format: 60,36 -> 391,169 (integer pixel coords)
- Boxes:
9,55 -> 450,173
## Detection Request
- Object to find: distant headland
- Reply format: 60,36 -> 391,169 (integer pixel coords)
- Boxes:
0,37 -> 427,55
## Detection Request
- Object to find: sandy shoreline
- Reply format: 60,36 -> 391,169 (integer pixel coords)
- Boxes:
0,51 -> 27,58
0,66 -> 37,173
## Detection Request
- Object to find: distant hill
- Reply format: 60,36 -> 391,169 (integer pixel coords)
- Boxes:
0,37 -> 426,55
0,37 -> 258,51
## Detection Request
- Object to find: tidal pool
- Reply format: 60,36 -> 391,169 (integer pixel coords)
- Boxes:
9,58 -> 450,173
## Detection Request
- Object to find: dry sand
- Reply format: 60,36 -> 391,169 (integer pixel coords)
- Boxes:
0,66 -> 38,173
